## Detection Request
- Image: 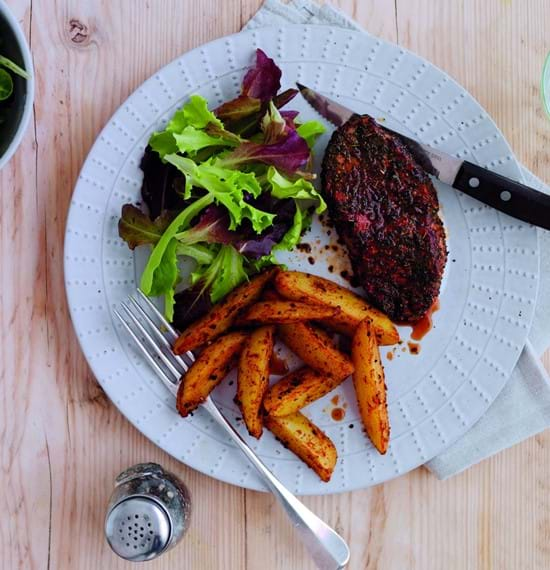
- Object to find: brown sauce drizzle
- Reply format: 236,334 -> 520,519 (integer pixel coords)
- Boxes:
269,352 -> 289,375
396,299 -> 440,342
410,299 -> 440,341
331,408 -> 345,421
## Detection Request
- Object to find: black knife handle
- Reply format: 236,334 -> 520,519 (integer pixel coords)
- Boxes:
454,161 -> 550,230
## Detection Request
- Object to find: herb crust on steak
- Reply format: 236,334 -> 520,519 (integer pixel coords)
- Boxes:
321,114 -> 447,322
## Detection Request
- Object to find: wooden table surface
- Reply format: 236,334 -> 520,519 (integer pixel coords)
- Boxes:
2,1 -> 550,568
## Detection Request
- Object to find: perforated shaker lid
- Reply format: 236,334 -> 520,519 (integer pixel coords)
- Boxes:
105,497 -> 172,562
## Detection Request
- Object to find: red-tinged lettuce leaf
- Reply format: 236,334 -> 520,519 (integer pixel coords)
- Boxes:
140,145 -> 187,219
118,204 -> 174,250
173,191 -> 297,261
273,88 -> 299,110
214,95 -> 262,123
261,102 -> 287,144
280,110 -> 299,129
217,88 -> 299,136
175,204 -> 240,246
219,128 -> 310,172
262,106 -> 325,150
174,199 -> 296,261
203,123 -> 244,145
235,198 -> 296,258
242,49 -> 281,101
280,110 -> 299,120
213,50 -> 285,133
173,284 -> 214,331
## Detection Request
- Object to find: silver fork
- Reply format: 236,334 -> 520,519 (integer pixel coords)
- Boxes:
114,290 -> 350,570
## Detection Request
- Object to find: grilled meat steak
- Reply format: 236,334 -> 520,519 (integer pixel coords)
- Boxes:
321,115 -> 447,322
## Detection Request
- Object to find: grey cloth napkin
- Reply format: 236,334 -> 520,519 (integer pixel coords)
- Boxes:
245,0 -> 550,479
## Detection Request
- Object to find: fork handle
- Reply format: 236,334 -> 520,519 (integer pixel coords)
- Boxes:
202,397 -> 350,570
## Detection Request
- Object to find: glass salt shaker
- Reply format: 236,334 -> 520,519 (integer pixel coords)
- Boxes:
104,462 -> 191,562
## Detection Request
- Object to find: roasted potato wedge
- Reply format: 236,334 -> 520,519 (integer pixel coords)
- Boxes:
261,287 -> 282,302
274,271 -> 399,345
238,300 -> 339,325
173,268 -> 277,354
176,332 -> 248,417
237,325 -> 275,438
265,412 -> 337,482
263,366 -> 345,417
351,320 -> 390,454
278,321 -> 354,379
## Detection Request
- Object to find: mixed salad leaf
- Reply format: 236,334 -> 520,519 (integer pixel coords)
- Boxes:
118,49 -> 326,324
0,54 -> 28,102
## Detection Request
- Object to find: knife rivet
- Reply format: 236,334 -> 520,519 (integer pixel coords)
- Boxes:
500,190 -> 512,202
469,177 -> 480,188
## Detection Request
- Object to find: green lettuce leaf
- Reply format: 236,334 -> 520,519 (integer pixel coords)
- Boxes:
176,243 -> 217,265
164,288 -> 176,322
149,131 -> 178,157
148,239 -> 179,296
149,95 -> 229,159
296,120 -> 326,148
191,245 -> 248,304
164,154 -> 275,232
247,255 -> 277,272
266,166 -> 326,213
140,193 -> 214,296
210,245 -> 248,303
274,204 -> 307,253
250,204 -> 308,271
166,94 -> 223,132
173,126 -> 235,155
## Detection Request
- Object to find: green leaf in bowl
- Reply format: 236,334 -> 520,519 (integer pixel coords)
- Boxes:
0,68 -> 13,101
0,54 -> 28,79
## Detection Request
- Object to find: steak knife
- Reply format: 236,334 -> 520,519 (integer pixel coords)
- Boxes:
297,82 -> 550,230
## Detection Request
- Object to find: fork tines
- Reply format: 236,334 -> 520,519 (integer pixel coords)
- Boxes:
114,290 -> 195,397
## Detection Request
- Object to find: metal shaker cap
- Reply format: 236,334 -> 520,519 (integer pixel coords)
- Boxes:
105,496 -> 172,561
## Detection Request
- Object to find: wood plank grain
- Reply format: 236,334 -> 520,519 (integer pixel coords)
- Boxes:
1,1 -> 255,569
396,0 -> 550,185
2,0 -> 550,569
0,5 -> 49,570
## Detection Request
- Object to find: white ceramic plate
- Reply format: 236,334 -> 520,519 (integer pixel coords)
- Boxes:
64,25 -> 539,494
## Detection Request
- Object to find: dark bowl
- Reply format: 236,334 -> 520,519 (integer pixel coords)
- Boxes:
0,1 -> 34,169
